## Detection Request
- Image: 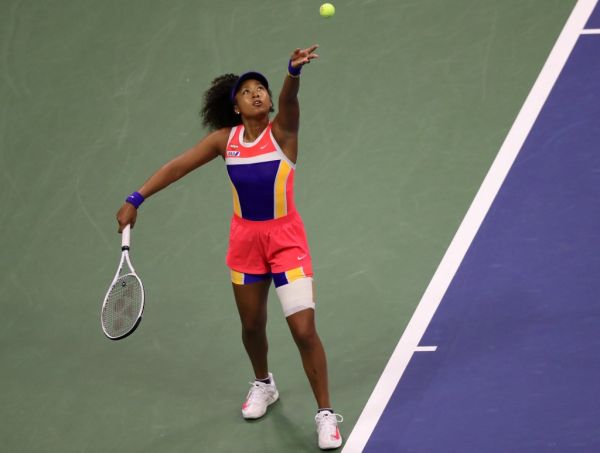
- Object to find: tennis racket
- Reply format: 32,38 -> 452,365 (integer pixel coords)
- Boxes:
101,225 -> 145,340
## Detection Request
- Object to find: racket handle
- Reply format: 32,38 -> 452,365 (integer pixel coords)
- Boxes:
122,224 -> 131,249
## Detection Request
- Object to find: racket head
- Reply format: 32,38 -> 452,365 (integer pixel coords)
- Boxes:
101,272 -> 145,340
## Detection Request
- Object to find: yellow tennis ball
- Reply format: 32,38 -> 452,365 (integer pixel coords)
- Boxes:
320,3 -> 335,18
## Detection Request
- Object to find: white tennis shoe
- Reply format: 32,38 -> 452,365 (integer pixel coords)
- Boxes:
315,411 -> 343,450
241,372 -> 279,419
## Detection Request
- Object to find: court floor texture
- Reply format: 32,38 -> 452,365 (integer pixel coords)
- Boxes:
2,1 -> 596,452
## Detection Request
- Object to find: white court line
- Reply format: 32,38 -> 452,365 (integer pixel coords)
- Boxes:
581,28 -> 600,34
414,346 -> 437,352
341,1 -> 599,451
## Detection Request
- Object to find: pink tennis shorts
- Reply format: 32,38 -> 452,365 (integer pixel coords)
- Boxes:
226,211 -> 313,276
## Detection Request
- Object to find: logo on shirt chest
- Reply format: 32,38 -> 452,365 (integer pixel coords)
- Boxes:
227,150 -> 241,157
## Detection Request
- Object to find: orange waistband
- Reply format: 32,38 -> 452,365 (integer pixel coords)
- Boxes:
231,210 -> 300,229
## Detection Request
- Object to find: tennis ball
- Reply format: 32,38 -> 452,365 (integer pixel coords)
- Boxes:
320,3 -> 335,18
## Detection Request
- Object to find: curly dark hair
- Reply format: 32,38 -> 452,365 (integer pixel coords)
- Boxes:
200,74 -> 241,131
200,73 -> 274,131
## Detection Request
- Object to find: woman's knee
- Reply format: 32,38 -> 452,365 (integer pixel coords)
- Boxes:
290,322 -> 319,350
241,316 -> 267,337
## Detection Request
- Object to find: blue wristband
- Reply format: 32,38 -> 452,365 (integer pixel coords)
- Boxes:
125,191 -> 145,209
288,59 -> 301,77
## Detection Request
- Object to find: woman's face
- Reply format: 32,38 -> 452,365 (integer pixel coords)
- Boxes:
234,79 -> 272,117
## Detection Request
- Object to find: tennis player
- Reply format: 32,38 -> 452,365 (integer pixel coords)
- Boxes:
116,45 -> 342,450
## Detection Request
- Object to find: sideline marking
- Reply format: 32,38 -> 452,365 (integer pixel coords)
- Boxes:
581,28 -> 600,33
341,1 -> 599,451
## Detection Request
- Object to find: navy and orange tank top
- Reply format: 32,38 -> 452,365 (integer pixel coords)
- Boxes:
225,123 -> 296,221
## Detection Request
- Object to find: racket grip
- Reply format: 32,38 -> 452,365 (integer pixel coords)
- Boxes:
122,224 -> 131,249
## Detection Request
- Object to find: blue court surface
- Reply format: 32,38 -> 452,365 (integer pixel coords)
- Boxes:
348,1 -> 600,452
587,2 -> 600,26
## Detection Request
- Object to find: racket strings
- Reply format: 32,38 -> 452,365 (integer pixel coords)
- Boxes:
101,274 -> 143,338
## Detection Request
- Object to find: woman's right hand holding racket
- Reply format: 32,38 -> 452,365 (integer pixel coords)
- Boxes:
116,203 -> 138,233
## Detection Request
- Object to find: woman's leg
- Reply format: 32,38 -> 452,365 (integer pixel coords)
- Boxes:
286,308 -> 331,409
232,278 -> 272,379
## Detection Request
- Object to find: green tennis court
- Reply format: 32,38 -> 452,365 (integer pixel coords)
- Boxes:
1,1 -> 575,451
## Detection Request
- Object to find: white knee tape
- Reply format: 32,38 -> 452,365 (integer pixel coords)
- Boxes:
275,277 -> 315,317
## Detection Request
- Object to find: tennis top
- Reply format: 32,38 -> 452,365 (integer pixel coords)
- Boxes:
225,123 -> 296,221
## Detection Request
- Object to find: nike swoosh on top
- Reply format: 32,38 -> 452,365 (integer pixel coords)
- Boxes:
332,427 -> 340,440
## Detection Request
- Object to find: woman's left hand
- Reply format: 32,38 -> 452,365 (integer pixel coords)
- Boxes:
290,45 -> 319,68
